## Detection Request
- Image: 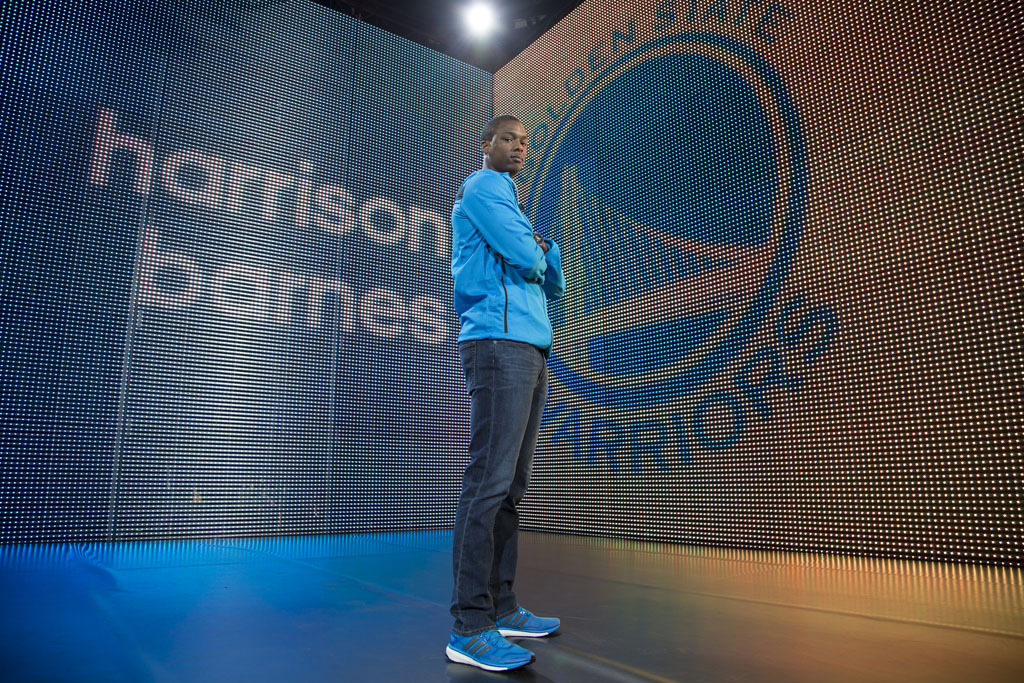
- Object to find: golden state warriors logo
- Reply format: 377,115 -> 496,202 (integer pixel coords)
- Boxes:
527,33 -> 807,409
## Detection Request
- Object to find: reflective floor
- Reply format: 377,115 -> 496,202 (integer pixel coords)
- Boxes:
2,531 -> 1022,682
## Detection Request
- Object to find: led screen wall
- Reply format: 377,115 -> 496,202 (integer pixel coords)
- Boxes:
1,0 -> 489,540
497,0 -> 1022,565
2,0 -> 1021,567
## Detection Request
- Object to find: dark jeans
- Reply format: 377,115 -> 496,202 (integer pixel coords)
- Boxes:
451,339 -> 549,636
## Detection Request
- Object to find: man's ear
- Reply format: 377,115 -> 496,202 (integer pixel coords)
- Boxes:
481,138 -> 491,156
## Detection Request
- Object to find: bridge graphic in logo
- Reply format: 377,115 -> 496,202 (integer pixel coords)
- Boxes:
529,34 -> 807,409
555,164 -> 771,377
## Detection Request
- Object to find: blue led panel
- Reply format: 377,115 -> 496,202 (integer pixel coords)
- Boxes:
333,20 -> 488,532
1,0 -> 490,540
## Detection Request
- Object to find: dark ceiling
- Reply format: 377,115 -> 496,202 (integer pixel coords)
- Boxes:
312,0 -> 586,72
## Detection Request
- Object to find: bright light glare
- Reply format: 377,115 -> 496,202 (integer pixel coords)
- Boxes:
462,3 -> 496,37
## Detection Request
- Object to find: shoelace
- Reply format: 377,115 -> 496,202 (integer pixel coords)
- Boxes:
481,631 -> 515,650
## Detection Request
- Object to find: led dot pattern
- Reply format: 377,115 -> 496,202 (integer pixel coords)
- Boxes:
0,0 -> 489,541
1,0 -> 1021,568
494,0 -> 1023,566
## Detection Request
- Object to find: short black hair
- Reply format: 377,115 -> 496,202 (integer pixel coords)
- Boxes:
482,115 -> 521,142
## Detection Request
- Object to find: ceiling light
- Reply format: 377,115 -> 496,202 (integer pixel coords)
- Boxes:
462,3 -> 496,37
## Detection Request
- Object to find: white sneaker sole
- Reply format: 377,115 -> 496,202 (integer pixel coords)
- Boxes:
497,627 -> 559,638
445,645 -> 530,671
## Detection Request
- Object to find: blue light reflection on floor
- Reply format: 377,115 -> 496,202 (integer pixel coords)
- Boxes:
1,531 -> 457,682
6,531 -> 1023,682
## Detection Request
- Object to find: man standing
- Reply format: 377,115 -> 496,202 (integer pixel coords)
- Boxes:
445,115 -> 566,672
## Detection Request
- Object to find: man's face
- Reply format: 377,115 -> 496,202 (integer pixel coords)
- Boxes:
483,120 -> 529,177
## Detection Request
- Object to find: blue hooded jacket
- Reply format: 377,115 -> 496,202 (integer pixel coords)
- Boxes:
451,168 -> 565,352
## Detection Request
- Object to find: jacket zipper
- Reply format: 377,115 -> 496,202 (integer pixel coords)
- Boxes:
500,256 -> 509,333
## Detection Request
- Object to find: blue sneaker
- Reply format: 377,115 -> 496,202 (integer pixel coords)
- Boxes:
496,607 -> 560,637
446,629 -> 534,671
